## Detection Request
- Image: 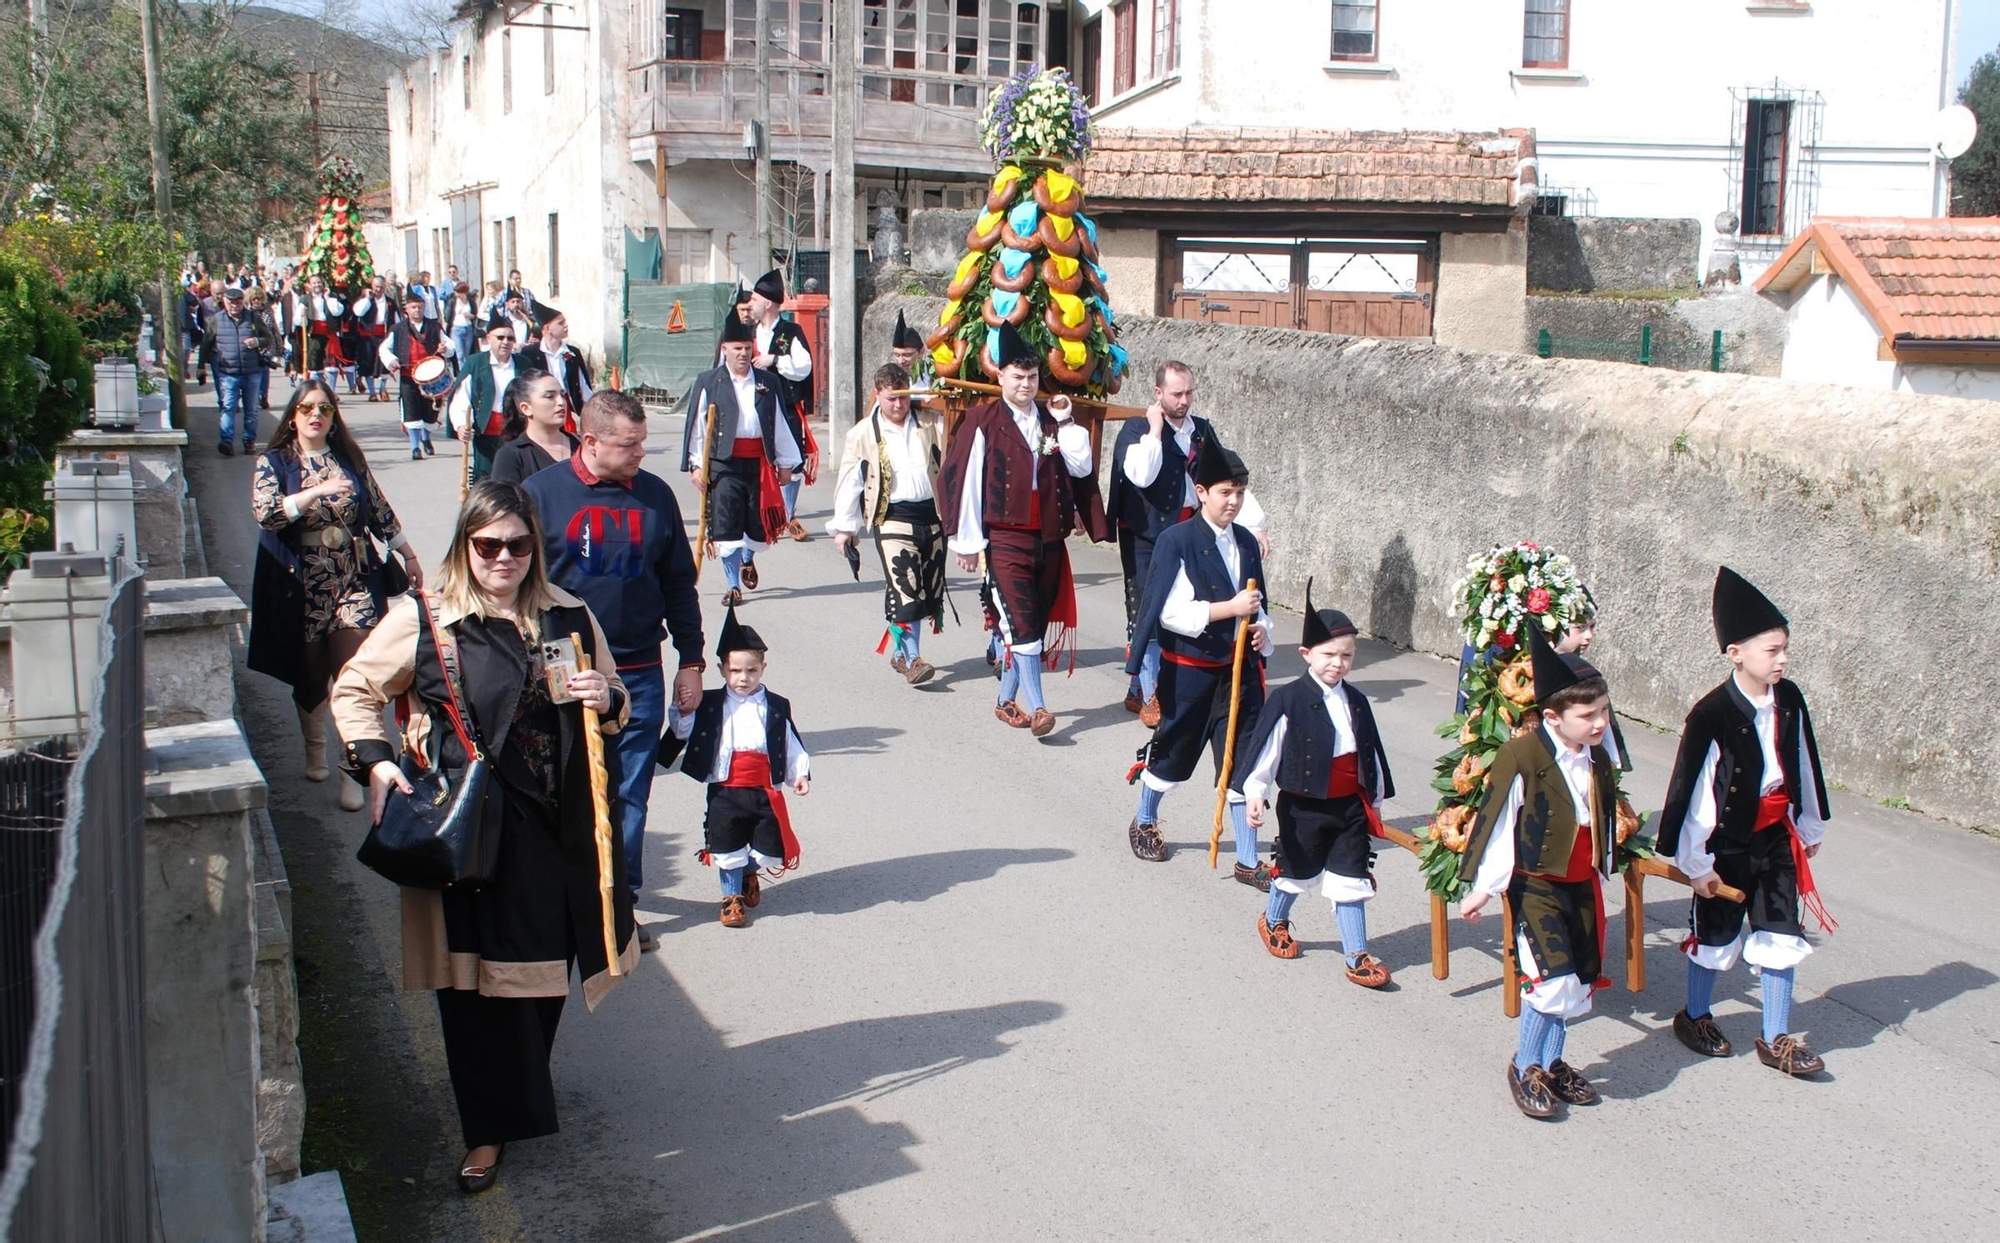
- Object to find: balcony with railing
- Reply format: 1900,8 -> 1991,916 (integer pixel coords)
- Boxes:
628,0 -> 1047,172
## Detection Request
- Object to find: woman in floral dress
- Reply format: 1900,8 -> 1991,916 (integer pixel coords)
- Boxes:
248,380 -> 425,810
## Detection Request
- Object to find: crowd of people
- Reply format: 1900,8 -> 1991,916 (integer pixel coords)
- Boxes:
235,262 -> 1837,1195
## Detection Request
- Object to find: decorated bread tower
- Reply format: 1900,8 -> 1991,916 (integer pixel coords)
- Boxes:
301,155 -> 375,299
1417,542 -> 1647,899
928,67 -> 1128,398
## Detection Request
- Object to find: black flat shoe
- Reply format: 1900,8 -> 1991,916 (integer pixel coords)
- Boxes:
457,1143 -> 504,1194
411,448 -> 423,461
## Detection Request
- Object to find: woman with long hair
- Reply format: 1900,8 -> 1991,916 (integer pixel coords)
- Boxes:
487,370 -> 578,486
247,381 -> 425,810
329,481 -> 636,1194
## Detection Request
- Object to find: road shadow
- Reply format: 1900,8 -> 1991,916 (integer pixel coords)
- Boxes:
1802,959 -> 1999,1054
518,983 -> 1065,1241
640,846 -> 1076,931
809,725 -> 907,756
1347,677 -> 1427,704
1041,697 -> 1146,746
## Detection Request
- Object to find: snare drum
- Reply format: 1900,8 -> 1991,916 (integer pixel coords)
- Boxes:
412,357 -> 452,399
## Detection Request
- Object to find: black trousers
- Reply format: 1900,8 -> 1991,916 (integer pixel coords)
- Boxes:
435,987 -> 567,1149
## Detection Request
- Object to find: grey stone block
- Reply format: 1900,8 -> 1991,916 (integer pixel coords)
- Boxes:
909,208 -> 980,275
142,577 -> 249,727
266,1171 -> 358,1243
1529,215 -> 1701,293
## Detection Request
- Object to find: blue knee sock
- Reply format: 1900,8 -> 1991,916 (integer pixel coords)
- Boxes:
1686,961 -> 1719,1018
1761,966 -> 1795,1042
721,549 -> 744,590
719,866 -> 745,897
900,625 -> 921,660
406,427 -> 425,453
996,653 -> 1020,705
1231,801 -> 1258,868
1335,901 -> 1368,965
1517,1009 -> 1557,1071
1265,887 -> 1298,926
1543,1016 -> 1569,1067
1135,782 -> 1166,826
1014,653 -> 1047,712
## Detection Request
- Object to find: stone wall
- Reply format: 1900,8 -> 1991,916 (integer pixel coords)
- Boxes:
1526,287 -> 1788,376
1434,221 -> 1528,355
910,208 -> 979,276
869,293 -> 2000,825
1529,215 -> 1701,293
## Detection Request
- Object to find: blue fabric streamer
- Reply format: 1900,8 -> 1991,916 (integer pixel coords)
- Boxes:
1008,200 -> 1040,235
991,290 -> 1021,317
999,247 -> 1033,278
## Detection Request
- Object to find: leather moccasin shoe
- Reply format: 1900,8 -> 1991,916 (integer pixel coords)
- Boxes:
1547,1059 -> 1600,1105
1508,1062 -> 1559,1120
1755,1033 -> 1825,1077
1672,1008 -> 1733,1058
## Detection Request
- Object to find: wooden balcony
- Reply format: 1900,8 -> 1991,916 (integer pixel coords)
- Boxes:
628,59 -> 995,174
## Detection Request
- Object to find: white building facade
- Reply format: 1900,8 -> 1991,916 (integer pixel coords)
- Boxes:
1065,0 -> 1963,277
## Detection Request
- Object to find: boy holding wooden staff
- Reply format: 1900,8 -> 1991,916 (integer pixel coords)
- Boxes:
1121,438 -> 1269,868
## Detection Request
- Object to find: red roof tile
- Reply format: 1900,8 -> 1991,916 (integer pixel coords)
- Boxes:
1085,127 -> 1535,211
1756,217 -> 2000,343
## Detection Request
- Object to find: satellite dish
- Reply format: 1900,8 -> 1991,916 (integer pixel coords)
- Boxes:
1935,104 -> 1977,160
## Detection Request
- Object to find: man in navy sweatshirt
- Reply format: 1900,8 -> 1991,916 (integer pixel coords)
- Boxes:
524,390 -> 704,949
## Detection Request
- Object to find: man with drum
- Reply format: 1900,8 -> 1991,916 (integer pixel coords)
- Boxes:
380,289 -> 453,460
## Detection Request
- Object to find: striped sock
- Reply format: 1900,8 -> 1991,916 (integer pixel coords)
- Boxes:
1517,1008 -> 1556,1071
1265,887 -> 1298,926
1335,901 -> 1368,965
1686,961 -> 1719,1018
1761,966 -> 1795,1042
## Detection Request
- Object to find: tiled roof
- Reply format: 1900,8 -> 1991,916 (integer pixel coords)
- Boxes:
1756,217 -> 2000,343
1085,127 -> 1535,210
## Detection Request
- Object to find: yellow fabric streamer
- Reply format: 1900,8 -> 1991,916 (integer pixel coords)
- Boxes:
932,342 -> 955,366
993,166 -> 1024,195
940,299 -> 961,325
1060,337 -> 1089,367
956,252 -> 982,283
1052,290 -> 1086,327
1048,214 -> 1075,242
975,208 -> 1003,232
1049,253 -> 1080,280
1044,170 -> 1077,203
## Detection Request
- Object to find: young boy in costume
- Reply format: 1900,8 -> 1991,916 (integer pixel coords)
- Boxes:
664,608 -> 810,928
1236,581 -> 1395,986
1458,629 -> 1619,1120
1655,566 -> 1833,1076
1122,438 -> 1269,867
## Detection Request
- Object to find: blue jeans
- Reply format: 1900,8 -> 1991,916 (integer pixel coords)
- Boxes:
451,326 -> 476,370
609,664 -> 667,902
216,370 -> 265,446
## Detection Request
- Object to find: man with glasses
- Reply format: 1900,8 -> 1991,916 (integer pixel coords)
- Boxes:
446,319 -> 521,484
524,391 -> 705,951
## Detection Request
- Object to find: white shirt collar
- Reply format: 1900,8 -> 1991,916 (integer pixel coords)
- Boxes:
726,685 -> 764,706
1201,514 -> 1230,541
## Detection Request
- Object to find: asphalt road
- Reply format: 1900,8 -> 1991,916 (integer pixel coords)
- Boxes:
188,384 -> 2000,1242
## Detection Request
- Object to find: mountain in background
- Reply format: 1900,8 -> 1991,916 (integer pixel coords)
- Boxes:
227,4 -> 402,188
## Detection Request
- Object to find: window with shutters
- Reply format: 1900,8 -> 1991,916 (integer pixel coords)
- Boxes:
1112,0 -> 1136,95
1331,1 -> 1378,61
1522,0 -> 1569,69
1151,0 -> 1178,78
1740,100 -> 1790,236
1080,15 -> 1101,105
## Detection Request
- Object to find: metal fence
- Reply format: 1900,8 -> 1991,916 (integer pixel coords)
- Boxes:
0,559 -> 152,1242
1536,326 -> 1728,372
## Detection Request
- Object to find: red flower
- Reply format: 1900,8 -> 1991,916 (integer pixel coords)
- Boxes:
1495,631 -> 1517,650
1521,542 -> 1539,551
1526,587 -> 1551,614
1488,575 -> 1506,592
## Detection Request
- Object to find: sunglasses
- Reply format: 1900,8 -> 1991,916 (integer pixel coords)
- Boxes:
489,334 -> 514,343
296,401 -> 336,416
469,534 -> 536,561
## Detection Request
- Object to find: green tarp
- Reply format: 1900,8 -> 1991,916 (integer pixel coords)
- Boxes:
622,280 -> 735,403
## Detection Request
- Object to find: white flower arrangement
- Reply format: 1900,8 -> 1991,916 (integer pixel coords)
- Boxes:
1445,541 -> 1595,653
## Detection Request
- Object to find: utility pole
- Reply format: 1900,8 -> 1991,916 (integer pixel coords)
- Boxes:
27,0 -> 48,136
828,0 -> 857,440
308,70 -> 323,168
138,0 -> 186,430
754,0 -> 774,273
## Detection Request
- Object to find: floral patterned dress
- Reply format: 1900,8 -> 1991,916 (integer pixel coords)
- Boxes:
252,447 -> 405,641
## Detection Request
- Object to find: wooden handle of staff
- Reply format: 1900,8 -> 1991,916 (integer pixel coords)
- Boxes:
460,416 -> 472,502
573,633 -> 623,977
692,403 -> 717,583
1208,578 -> 1258,869
935,376 -> 1151,421
1630,855 -> 1747,904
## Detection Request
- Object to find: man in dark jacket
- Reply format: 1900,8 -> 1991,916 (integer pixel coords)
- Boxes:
203,284 -> 269,455
523,390 -> 705,949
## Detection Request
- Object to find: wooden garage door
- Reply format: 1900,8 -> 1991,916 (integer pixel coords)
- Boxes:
1168,237 -> 1435,338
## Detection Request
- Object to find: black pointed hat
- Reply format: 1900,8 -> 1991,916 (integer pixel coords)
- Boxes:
719,313 -> 756,345
1712,565 -> 1788,652
991,320 -> 1037,371
733,285 -> 752,307
532,302 -> 565,329
752,268 -> 786,303
1300,577 -> 1358,649
1191,435 -> 1248,488
1529,625 -> 1602,705
715,607 -> 767,659
892,310 -> 923,350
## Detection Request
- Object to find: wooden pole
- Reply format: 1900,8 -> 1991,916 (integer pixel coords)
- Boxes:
936,375 -> 1149,420
1207,578 -> 1257,869
692,404 -> 716,582
1500,892 -> 1521,1018
1625,867 -> 1647,994
573,634 -> 623,977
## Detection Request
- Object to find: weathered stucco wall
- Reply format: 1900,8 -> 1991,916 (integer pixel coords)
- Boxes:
1528,216 -> 1701,293
871,293 -> 1999,825
1434,221 -> 1527,354
1094,227 -> 1161,318
1527,288 -> 1787,376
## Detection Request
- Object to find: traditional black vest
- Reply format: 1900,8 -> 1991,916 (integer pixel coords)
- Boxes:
1235,676 -> 1395,802
678,687 -> 795,784
1655,677 -> 1826,855
1457,728 -> 1618,883
1124,516 -> 1263,672
1107,415 -> 1221,544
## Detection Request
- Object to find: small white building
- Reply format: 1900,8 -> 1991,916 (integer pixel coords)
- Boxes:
1756,216 -> 2000,400
1065,0 -> 1962,280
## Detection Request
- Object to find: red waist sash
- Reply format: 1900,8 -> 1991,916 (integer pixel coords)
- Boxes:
720,751 -> 800,872
1161,650 -> 1228,670
1324,752 -> 1385,836
728,438 -> 788,540
1753,785 -> 1837,933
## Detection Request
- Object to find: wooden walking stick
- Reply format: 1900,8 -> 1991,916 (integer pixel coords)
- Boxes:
1208,577 -> 1259,869
571,633 -> 623,977
459,403 -> 473,503
692,403 -> 717,582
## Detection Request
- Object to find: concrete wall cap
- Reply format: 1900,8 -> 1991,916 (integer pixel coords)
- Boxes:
145,718 -> 269,818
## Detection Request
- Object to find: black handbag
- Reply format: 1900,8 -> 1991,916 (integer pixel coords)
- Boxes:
355,593 -> 497,889
372,539 -> 410,598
